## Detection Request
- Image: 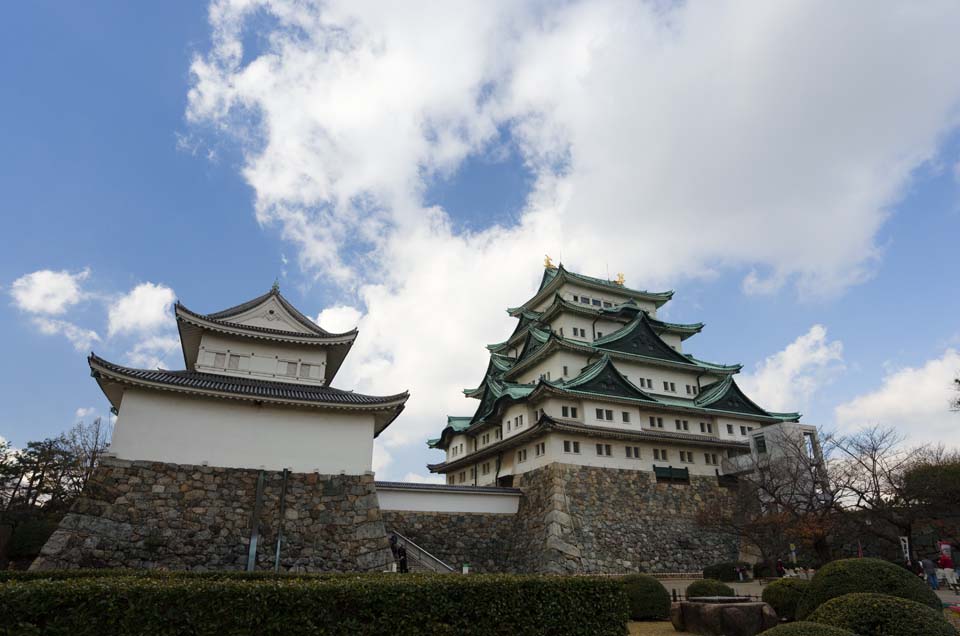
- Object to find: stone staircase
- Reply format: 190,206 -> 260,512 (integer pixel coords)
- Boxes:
388,530 -> 456,574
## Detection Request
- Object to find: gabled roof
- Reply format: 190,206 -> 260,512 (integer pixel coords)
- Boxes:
175,288 -> 357,383
541,354 -> 656,402
593,315 -> 696,366
696,377 -> 799,421
89,354 -> 408,436
206,288 -> 355,338
515,264 -> 673,314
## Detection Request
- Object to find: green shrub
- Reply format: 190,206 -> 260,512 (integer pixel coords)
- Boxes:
795,557 -> 941,619
760,621 -> 856,635
686,578 -> 736,598
762,578 -> 809,622
807,592 -> 955,636
622,574 -> 670,620
703,561 -> 751,582
0,573 -> 630,636
0,569 -> 360,584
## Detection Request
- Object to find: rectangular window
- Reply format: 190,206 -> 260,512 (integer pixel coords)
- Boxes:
740,426 -> 747,436
517,449 -> 527,463
563,440 -> 581,454
704,453 -> 718,465
622,411 -> 631,423
573,441 -> 580,453
495,428 -> 502,439
228,354 -> 241,370
563,365 -> 569,376
596,331 -> 603,338
604,409 -> 613,421
535,442 -> 545,456
647,378 -> 653,389
562,406 -> 569,417
626,446 -> 640,459
663,381 -> 670,391
603,301 -> 612,308
727,424 -> 734,435
592,299 -> 601,306
596,444 -> 612,456
459,472 -> 465,483
214,352 -> 227,368
580,296 -> 591,305
754,435 -> 768,454
572,295 -> 579,302
653,448 -> 661,461
670,382 -> 676,392
299,362 -> 311,376
596,408 -> 604,419
571,407 -> 578,418
564,440 -> 571,453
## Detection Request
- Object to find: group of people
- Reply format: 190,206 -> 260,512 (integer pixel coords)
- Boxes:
918,552 -> 958,592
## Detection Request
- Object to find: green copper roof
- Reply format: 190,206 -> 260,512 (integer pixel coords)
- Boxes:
593,315 -> 695,365
541,265 -> 674,303
546,354 -> 656,402
695,377 -> 799,420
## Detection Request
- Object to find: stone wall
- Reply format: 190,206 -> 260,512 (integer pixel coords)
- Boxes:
31,458 -> 392,572
506,464 -> 739,574
380,510 -> 515,572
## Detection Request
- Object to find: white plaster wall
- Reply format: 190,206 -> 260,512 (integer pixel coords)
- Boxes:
716,416 -> 761,442
548,282 -> 658,315
110,389 -> 374,473
537,431 -> 723,476
196,332 -> 328,385
658,332 -> 683,352
376,487 -> 520,513
516,350 -> 590,384
614,360 -> 714,398
500,403 -> 533,441
446,434 -> 470,461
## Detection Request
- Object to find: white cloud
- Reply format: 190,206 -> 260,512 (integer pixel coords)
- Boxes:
32,317 -> 100,352
125,335 -> 182,369
187,1 -> 960,478
739,325 -> 844,412
11,268 -> 89,315
317,305 -> 363,333
834,349 -> 960,447
107,283 -> 176,337
74,407 -> 96,420
400,472 -> 445,485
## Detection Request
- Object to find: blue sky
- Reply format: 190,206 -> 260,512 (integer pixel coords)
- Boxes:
2,2 -> 959,480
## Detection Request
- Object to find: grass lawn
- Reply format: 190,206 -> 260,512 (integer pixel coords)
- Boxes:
628,621 -> 689,636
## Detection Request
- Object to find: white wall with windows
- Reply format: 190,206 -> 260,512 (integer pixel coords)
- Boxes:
195,332 -> 328,385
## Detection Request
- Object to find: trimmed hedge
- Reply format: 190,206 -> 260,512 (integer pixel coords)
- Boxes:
686,578 -> 736,598
760,621 -> 856,636
0,569 -> 358,584
0,573 -> 630,636
622,574 -> 670,620
807,592 -> 955,636
795,557 -> 941,619
703,561 -> 751,582
762,578 -> 809,622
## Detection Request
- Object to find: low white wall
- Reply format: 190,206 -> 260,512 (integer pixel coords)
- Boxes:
110,388 -> 375,474
376,485 -> 521,514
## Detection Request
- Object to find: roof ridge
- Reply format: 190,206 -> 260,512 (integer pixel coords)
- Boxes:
184,289 -> 355,338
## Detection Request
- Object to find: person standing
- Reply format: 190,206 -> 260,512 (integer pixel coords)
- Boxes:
938,552 -> 957,592
776,559 -> 786,578
397,544 -> 409,574
921,556 -> 939,590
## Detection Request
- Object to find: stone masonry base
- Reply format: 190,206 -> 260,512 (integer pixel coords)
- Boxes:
31,458 -> 392,572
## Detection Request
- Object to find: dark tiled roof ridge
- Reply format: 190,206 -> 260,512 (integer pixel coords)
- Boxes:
180,289 -> 357,338
176,302 -> 357,341
89,353 -> 408,406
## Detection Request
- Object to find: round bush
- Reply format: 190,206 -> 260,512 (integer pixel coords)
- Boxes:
762,578 -> 809,622
686,578 -> 736,598
621,574 -> 671,620
795,557 -> 941,619
760,622 -> 856,636
807,592 -> 954,636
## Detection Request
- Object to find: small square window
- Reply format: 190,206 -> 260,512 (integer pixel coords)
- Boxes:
562,406 -> 569,417
596,408 -> 604,419
727,424 -> 734,434
622,411 -> 631,423
604,409 -> 613,421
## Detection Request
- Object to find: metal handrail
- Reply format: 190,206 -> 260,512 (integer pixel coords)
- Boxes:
389,530 -> 456,573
